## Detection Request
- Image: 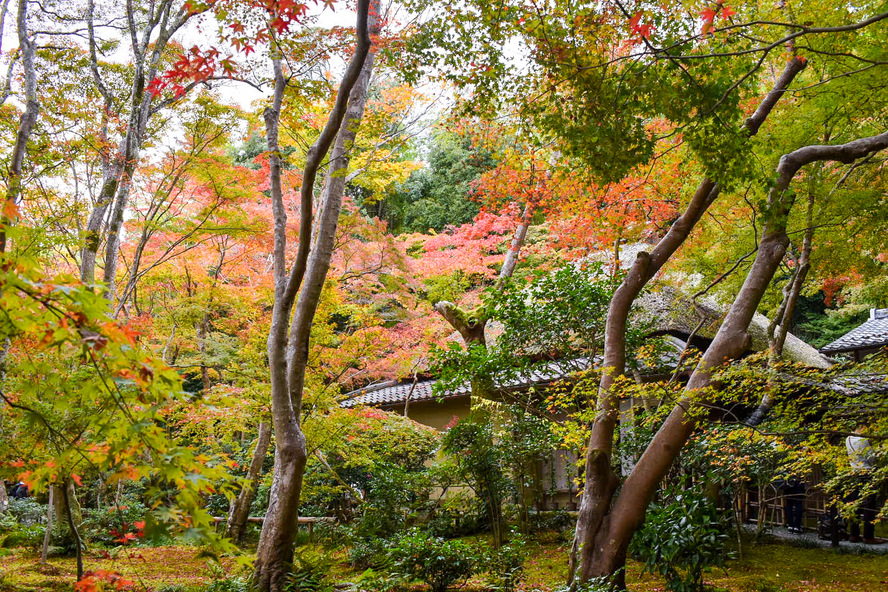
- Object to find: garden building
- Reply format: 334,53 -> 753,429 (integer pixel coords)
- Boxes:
341,285 -> 832,511
821,308 -> 888,361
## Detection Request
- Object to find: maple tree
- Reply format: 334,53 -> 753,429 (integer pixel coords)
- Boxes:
400,0 -> 888,586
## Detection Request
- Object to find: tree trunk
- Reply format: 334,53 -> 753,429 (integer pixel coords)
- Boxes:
60,481 -> 84,580
576,128 -> 888,586
53,481 -> 82,546
0,480 -> 7,514
253,2 -> 375,590
40,485 -> 54,565
80,0 -> 193,292
101,177 -> 136,297
747,190 -> 817,426
226,420 -> 272,543
0,0 -> 38,254
569,57 -> 808,587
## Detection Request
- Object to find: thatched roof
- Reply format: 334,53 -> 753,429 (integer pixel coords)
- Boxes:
637,285 -> 833,369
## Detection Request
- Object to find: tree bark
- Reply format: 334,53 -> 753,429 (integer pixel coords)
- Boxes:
577,128 -> 888,585
0,0 -> 38,254
253,2 -> 375,590
40,484 -> 53,565
747,190 -> 817,426
60,481 -> 84,580
570,56 -> 808,587
80,0 -> 193,295
226,420 -> 272,543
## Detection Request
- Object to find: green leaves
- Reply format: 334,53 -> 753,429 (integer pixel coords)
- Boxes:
0,249 -> 236,553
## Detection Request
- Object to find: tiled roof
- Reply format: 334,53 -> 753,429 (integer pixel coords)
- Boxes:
826,372 -> 888,395
821,309 -> 888,354
340,338 -> 687,409
340,358 -> 593,408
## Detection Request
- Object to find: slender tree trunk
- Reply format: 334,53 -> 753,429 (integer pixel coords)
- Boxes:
40,485 -> 54,565
747,191 -> 817,426
197,313 -> 212,391
80,0 -> 193,292
101,178 -> 136,296
253,2 -> 374,589
60,481 -> 84,580
0,0 -> 38,254
569,57 -> 808,587
577,129 -> 888,586
0,480 -> 7,514
226,420 -> 272,543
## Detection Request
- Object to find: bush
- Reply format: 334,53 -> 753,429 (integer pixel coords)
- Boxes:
0,524 -> 44,548
347,535 -> 392,570
80,499 -> 150,547
481,535 -> 528,592
553,576 -> 616,592
284,548 -> 335,592
6,498 -> 47,526
528,510 -> 575,534
425,490 -> 486,539
203,579 -> 246,592
1,499 -> 46,549
388,529 -> 475,592
630,483 -> 730,592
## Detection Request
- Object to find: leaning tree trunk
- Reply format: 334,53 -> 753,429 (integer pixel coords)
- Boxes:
578,130 -> 888,586
226,420 -> 272,543
253,2 -> 375,590
747,190 -> 818,427
569,56 -> 808,587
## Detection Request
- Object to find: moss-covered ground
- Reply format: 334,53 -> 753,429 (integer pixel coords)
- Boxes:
1,540 -> 886,591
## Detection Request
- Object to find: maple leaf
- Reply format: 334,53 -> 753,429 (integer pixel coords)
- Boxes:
2,199 -> 18,219
722,5 -> 736,18
628,11 -> 642,33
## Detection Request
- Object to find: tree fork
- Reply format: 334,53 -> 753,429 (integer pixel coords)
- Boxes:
584,128 -> 888,585
570,56 -> 807,586
254,1 -> 376,589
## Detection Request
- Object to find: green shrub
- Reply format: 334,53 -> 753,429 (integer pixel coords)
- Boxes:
6,498 -> 47,527
80,500 -> 150,547
630,483 -> 730,592
348,536 -> 392,570
528,510 -> 575,534
284,548 -> 335,592
203,577 -> 246,592
553,576 -> 616,592
202,562 -> 247,592
482,535 -> 528,592
388,529 -> 475,592
0,524 -> 44,548
425,490 -> 486,539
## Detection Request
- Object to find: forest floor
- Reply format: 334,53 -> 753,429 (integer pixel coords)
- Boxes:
1,540 -> 887,591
